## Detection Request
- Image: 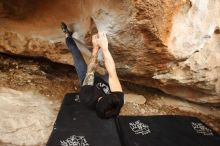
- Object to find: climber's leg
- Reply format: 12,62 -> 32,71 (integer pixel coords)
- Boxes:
65,36 -> 87,85
61,22 -> 87,85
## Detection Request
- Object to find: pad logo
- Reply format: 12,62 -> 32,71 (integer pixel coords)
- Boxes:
60,135 -> 89,146
96,82 -> 110,94
129,120 -> 151,135
74,95 -> 80,102
192,122 -> 214,136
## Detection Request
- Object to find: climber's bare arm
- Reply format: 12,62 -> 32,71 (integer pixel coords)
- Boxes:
97,32 -> 122,92
102,49 -> 122,92
82,35 -> 99,86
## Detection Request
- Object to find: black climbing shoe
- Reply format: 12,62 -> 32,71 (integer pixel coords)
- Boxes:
61,22 -> 73,36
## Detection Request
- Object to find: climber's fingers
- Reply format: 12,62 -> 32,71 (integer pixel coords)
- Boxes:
93,34 -> 104,44
102,32 -> 106,38
98,32 -> 102,38
98,32 -> 107,39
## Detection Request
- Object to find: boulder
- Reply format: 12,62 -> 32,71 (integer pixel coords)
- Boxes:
0,0 -> 219,104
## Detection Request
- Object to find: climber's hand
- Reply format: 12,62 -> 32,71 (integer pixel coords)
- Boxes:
92,34 -> 99,55
97,32 -> 108,50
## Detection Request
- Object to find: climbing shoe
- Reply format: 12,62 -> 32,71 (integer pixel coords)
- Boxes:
61,22 -> 73,36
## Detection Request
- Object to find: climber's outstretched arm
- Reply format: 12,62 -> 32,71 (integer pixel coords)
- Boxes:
97,32 -> 122,92
82,35 -> 99,86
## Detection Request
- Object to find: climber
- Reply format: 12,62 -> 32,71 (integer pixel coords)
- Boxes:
61,22 -> 124,118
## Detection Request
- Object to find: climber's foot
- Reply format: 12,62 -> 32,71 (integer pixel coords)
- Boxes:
61,22 -> 73,37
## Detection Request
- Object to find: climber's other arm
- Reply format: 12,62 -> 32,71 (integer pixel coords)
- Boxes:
82,35 -> 99,86
80,35 -> 99,108
97,32 -> 122,92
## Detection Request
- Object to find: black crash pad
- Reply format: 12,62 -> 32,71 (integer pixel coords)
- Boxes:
46,92 -> 220,146
46,93 -> 121,146
117,115 -> 220,146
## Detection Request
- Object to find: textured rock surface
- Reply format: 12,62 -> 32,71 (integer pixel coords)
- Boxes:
124,93 -> 146,104
0,0 -> 219,104
0,88 -> 57,146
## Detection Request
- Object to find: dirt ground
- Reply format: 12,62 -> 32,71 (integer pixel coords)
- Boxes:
0,53 -> 220,146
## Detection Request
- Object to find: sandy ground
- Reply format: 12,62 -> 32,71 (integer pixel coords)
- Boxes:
0,53 -> 219,146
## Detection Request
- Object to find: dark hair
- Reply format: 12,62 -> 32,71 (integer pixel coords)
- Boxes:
96,93 -> 124,119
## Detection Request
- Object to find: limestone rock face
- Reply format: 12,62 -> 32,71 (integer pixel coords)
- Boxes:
0,0 -> 219,104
